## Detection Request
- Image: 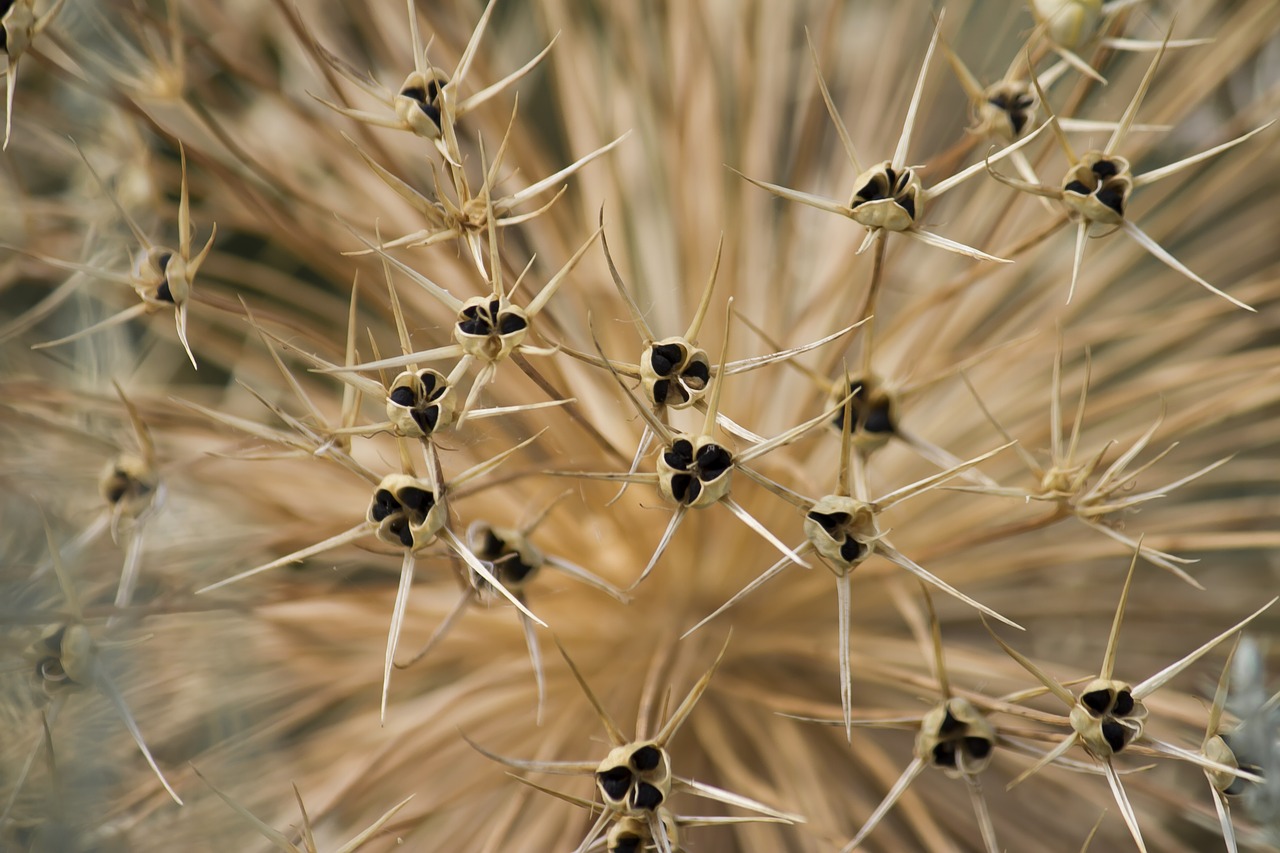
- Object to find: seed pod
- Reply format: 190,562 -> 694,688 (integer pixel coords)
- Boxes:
977,81 -> 1037,142
849,162 -> 924,232
596,741 -> 673,813
828,375 -> 899,451
386,368 -> 457,437
656,435 -> 734,509
606,812 -> 680,853
99,453 -> 158,517
367,473 -> 443,551
803,495 -> 878,571
393,68 -> 448,139
467,522 -> 544,596
25,624 -> 95,701
916,698 -> 997,778
455,296 -> 529,363
1061,153 -> 1133,235
1069,678 -> 1149,757
640,337 -> 712,410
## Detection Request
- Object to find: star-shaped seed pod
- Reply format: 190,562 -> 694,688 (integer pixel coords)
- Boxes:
686,383 -> 1020,739
395,495 -> 628,721
197,434 -> 547,723
985,35 -> 1271,310
734,17 -> 1047,263
466,637 -> 801,853
561,216 -> 863,501
962,334 -> 1230,588
1,0 -> 64,148
20,142 -> 215,368
793,589 -> 1003,853
1,518 -> 184,822
325,209 -> 599,428
308,0 -> 555,165
565,300 -> 856,589
984,546 -> 1276,853
193,767 -> 414,853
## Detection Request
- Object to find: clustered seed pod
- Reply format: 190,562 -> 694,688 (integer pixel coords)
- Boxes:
640,337 -> 712,409
596,741 -> 673,812
386,368 -> 457,437
849,162 -> 924,231
1030,0 -> 1103,50
1061,153 -> 1133,235
99,453 -> 158,517
25,624 -> 94,701
917,698 -> 997,777
803,495 -> 878,570
455,296 -> 529,362
656,435 -> 734,508
978,81 -> 1037,141
467,522 -> 544,596
1070,678 -> 1149,756
367,474 -> 442,551
828,376 -> 898,450
606,812 -> 680,853
394,69 -> 447,139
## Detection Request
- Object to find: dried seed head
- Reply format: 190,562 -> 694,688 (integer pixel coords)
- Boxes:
977,81 -> 1038,142
1030,0 -> 1104,50
367,474 -> 443,551
657,434 -> 734,508
456,296 -> 529,363
849,162 -> 924,231
1070,678 -> 1149,757
394,68 -> 448,139
386,368 -> 457,437
828,375 -> 898,451
596,741 -> 673,812
803,495 -> 878,572
1061,152 -> 1133,234
99,453 -> 158,516
916,697 -> 997,778
467,522 -> 544,595
641,337 -> 712,410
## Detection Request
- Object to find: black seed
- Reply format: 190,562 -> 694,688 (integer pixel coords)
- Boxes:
988,94 -> 1010,110
670,474 -> 693,503
631,782 -> 664,811
1013,94 -> 1035,110
105,476 -> 129,504
806,510 -> 850,535
682,360 -> 709,386
885,167 -> 897,187
1096,185 -> 1126,216
651,379 -> 672,405
1010,110 -> 1029,136
1101,721 -> 1129,753
665,439 -> 694,469
458,317 -> 490,336
630,745 -> 662,771
388,516 -> 414,549
1091,159 -> 1118,179
371,489 -> 399,522
155,281 -> 174,303
419,372 -> 437,395
1112,690 -> 1134,717
932,741 -> 958,768
1064,180 -> 1090,196
400,85 -> 442,128
897,193 -> 916,221
1081,689 -> 1111,715
650,343 -> 685,377
938,709 -> 965,736
488,299 -> 501,315
504,557 -> 537,584
410,405 -> 440,433
461,305 -> 482,319
695,444 -> 732,480
597,766 -> 632,801
389,387 -> 416,407
965,736 -> 993,760
839,538 -> 865,562
683,477 -> 703,504
863,400 -> 894,434
498,313 -> 527,335
397,486 -> 435,516
612,836 -> 642,853
483,529 -> 506,559
855,177 -> 885,203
